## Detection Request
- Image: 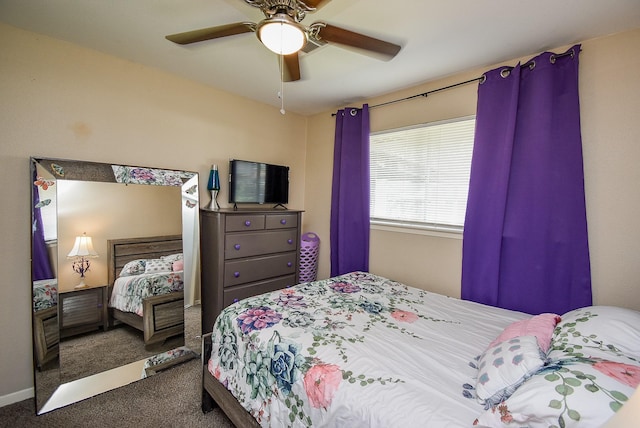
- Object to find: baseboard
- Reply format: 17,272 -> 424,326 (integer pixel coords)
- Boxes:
0,387 -> 34,408
184,300 -> 201,309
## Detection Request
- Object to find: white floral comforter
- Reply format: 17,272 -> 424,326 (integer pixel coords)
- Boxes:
33,278 -> 57,311
208,271 -> 529,427
109,271 -> 183,316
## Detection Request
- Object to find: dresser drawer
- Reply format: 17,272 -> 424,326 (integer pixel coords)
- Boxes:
225,214 -> 265,232
224,252 -> 297,287
225,229 -> 298,259
223,275 -> 296,307
265,213 -> 298,229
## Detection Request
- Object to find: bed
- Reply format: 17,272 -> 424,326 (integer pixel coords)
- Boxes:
107,235 -> 185,349
32,278 -> 59,370
202,271 -> 640,427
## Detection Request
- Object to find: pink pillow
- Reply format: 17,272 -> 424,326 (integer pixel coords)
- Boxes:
488,313 -> 561,353
172,259 -> 184,272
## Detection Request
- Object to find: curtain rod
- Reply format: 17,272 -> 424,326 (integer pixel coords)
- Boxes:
370,76 -> 483,110
331,77 -> 482,116
332,48 -> 576,116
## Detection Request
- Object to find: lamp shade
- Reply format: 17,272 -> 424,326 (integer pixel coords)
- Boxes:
257,14 -> 306,55
207,164 -> 220,191
67,233 -> 98,258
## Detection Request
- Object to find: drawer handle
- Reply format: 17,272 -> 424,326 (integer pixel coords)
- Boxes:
280,219 -> 287,225
287,239 -> 293,244
287,262 -> 292,268
244,220 -> 251,227
234,271 -> 240,278
234,244 -> 241,251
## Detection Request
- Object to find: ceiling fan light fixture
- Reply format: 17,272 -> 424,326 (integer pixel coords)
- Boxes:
257,14 -> 306,55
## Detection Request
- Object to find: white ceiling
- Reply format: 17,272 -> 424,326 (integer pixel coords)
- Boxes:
2,0 -> 639,116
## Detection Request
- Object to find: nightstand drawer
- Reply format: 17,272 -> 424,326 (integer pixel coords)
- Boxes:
59,286 -> 107,338
224,252 -> 297,286
225,214 -> 265,232
223,275 -> 296,307
60,289 -> 103,327
225,229 -> 298,259
265,213 -> 298,229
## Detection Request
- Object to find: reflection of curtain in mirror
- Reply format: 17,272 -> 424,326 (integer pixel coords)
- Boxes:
32,169 -> 53,281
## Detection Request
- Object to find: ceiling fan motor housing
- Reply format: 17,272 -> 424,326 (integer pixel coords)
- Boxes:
245,0 -> 315,22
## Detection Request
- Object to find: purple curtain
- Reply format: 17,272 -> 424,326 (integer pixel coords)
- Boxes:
32,169 -> 54,281
462,45 -> 592,315
330,105 -> 370,276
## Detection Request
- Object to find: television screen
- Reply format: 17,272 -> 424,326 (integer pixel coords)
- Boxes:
229,159 -> 289,205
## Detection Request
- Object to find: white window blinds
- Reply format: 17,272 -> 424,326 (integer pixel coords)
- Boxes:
370,116 -> 475,231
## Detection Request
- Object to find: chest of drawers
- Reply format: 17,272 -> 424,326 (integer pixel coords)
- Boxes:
200,208 -> 302,332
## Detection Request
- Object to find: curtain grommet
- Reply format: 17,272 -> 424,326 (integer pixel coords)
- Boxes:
500,68 -> 511,78
350,109 -> 358,117
479,75 -> 487,84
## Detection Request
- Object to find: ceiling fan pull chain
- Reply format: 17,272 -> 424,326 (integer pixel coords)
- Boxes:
279,54 -> 286,115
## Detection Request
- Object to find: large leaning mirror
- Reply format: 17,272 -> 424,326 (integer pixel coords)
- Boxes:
30,157 -> 200,414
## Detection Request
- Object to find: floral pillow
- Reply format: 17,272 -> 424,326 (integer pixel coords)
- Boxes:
473,359 -> 640,427
161,253 -> 183,263
475,335 -> 549,408
119,259 -> 146,277
550,306 -> 640,364
144,258 -> 173,274
488,313 -> 561,353
172,259 -> 184,272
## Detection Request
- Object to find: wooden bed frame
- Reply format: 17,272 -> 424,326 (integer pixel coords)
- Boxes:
202,333 -> 261,427
107,235 -> 185,350
33,305 -> 59,370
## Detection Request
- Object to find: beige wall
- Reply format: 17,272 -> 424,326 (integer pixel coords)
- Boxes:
0,23 -> 307,402
2,19 -> 639,407
304,29 -> 640,308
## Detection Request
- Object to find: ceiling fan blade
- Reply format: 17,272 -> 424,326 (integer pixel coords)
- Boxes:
280,53 -> 301,82
313,22 -> 401,60
165,22 -> 255,45
303,0 -> 333,10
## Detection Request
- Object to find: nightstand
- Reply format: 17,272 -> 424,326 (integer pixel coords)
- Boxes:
59,285 -> 108,339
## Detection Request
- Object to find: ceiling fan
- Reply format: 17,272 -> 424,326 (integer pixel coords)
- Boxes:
165,0 -> 402,82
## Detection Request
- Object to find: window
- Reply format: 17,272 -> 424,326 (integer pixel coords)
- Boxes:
370,116 -> 475,233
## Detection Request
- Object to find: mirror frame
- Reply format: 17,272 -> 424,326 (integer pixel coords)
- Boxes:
30,157 -> 200,414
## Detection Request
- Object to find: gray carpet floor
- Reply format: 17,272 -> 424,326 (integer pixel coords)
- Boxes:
0,358 -> 235,427
0,305 -> 236,427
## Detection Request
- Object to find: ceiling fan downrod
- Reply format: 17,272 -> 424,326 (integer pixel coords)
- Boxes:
244,0 -> 315,22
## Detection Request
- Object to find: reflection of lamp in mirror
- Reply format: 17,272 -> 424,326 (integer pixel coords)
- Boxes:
67,232 -> 99,289
207,164 -> 220,210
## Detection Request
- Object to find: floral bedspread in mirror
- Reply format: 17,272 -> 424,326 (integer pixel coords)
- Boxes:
33,278 -> 58,311
110,272 -> 183,316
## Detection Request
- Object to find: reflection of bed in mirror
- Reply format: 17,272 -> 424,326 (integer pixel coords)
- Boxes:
32,278 -> 59,370
107,235 -> 185,350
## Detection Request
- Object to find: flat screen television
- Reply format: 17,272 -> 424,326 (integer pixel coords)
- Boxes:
228,159 -> 289,207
